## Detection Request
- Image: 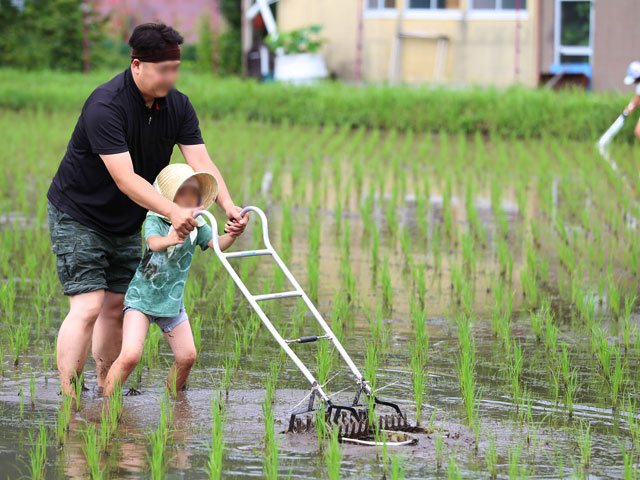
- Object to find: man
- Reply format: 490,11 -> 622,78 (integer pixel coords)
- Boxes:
623,61 -> 640,141
46,22 -> 248,396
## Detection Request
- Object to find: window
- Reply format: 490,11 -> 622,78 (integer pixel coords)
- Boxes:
471,0 -> 527,9
367,0 -> 396,8
408,0 -> 460,8
554,0 -> 592,64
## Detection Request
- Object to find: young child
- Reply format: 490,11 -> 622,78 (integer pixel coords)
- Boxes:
103,163 -> 244,396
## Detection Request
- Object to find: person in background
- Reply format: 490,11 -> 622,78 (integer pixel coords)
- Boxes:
623,61 -> 640,141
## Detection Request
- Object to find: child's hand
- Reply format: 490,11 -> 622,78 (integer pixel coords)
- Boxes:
166,228 -> 185,246
224,218 -> 245,238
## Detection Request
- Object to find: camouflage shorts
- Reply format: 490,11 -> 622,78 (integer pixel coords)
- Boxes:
47,199 -> 142,296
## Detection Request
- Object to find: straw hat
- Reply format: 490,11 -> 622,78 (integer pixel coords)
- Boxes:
153,163 -> 218,210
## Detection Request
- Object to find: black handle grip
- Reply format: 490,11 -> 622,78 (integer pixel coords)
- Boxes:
297,335 -> 320,343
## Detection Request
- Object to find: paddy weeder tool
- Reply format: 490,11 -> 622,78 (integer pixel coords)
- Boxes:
195,206 -> 424,443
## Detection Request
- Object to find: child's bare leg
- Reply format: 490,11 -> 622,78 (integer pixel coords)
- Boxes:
103,310 -> 149,396
164,320 -> 197,394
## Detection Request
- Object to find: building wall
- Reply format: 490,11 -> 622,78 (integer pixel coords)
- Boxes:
538,0 -> 554,75
592,0 -> 640,92
277,0 -> 359,80
278,0 -> 538,87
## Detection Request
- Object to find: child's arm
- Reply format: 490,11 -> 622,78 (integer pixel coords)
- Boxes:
147,229 -> 184,252
624,93 -> 640,116
208,233 -> 236,252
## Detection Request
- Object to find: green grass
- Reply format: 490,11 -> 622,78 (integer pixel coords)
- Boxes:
1,67 -> 638,141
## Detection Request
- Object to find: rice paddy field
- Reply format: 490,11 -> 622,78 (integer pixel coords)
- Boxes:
2,71 -> 640,479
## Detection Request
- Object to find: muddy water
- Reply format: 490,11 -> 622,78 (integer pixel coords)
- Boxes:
2,186 -> 639,478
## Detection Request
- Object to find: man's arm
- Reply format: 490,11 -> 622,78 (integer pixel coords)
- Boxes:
100,151 -> 200,237
178,143 -> 249,236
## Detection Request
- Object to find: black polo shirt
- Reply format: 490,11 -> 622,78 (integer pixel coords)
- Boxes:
47,66 -> 205,236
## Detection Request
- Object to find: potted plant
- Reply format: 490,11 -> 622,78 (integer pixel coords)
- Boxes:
265,25 -> 328,84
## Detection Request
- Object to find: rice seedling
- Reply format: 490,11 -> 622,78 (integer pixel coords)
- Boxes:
576,420 -> 591,471
106,377 -> 124,432
221,354 -> 233,398
410,343 -> 426,425
264,360 -> 279,406
447,454 -> 461,480
72,371 -> 84,410
324,425 -> 342,480
0,281 -> 16,320
316,338 -> 333,386
261,392 -> 279,480
8,322 -> 29,365
520,267 -> 539,308
223,276 -> 236,316
29,367 -> 36,408
364,340 -> 379,393
509,341 -> 524,407
147,390 -> 173,480
544,313 -> 559,355
371,224 -> 380,278
609,345 -> 624,409
206,392 -> 226,480
608,273 -> 621,319
442,176 -> 454,241
390,452 -> 404,480
56,394 -> 72,447
27,421 -> 47,480
98,405 -> 112,451
460,232 -> 476,275
18,386 -> 24,421
592,326 -> 613,382
456,315 -> 479,429
622,295 -> 636,352
529,303 -> 548,343
560,345 -> 578,419
507,441 -> 528,479
623,395 -> 640,446
381,255 -> 393,312
81,423 -> 102,479
192,314 -> 203,354
485,431 -> 498,479
619,442 -> 636,480
41,350 -> 48,380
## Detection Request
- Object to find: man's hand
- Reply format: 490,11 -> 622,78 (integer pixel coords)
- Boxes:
168,204 -> 202,238
224,205 -> 249,236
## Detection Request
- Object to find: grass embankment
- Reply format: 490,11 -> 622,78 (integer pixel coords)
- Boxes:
0,67 -> 635,141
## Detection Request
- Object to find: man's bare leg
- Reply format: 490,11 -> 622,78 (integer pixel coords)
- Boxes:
93,291 -> 125,389
103,310 -> 149,396
164,320 -> 197,394
57,290 -> 105,397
